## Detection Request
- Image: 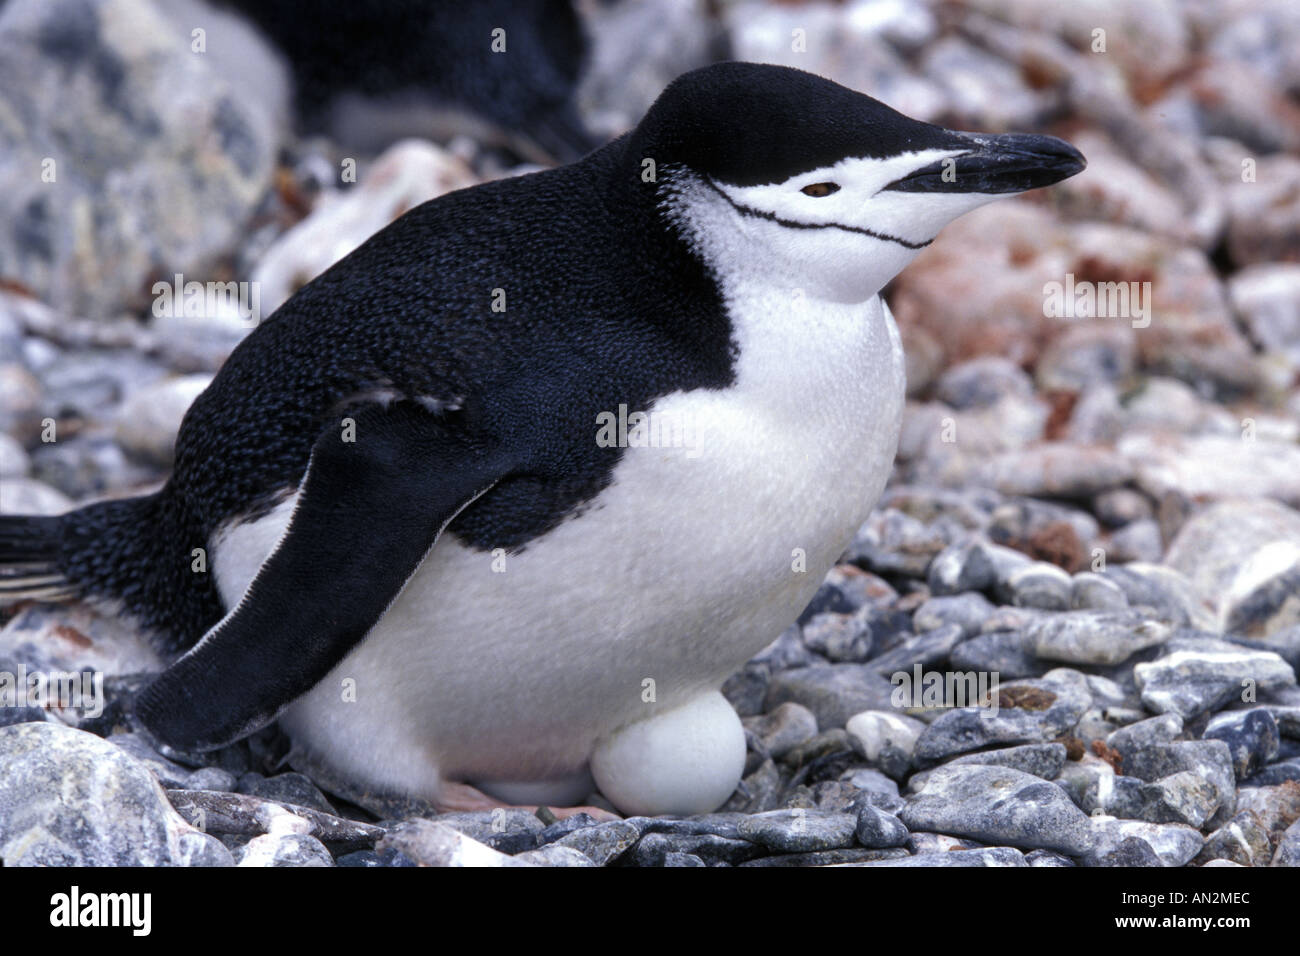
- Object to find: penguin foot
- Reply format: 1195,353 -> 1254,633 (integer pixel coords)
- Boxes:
435,781 -> 621,822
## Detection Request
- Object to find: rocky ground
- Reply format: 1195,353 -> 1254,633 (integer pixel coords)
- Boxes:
2,0 -> 1300,866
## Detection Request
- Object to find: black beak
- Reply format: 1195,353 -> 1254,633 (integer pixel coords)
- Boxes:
884,132 -> 1086,194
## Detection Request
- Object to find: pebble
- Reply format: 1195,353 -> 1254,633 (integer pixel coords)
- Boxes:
0,477 -> 73,515
866,623 -> 965,677
1122,740 -> 1237,826
949,630 -> 1048,680
906,832 -> 984,854
335,847 -> 417,867
840,767 -> 905,813
913,669 -> 1092,764
1097,565 -> 1204,628
735,808 -> 857,853
549,820 -> 640,866
1107,520 -> 1165,564
740,847 -> 908,867
1203,709 -> 1281,778
1194,812 -> 1274,867
743,702 -> 819,759
1026,849 -> 1076,867
1135,771 -> 1222,828
1036,320 -> 1138,393
1134,638 -> 1296,718
924,743 -> 1068,783
167,788 -> 380,854
1124,433 -> 1300,509
378,820 -> 530,868
845,847 -> 1028,867
1274,819 -> 1300,866
800,610 -> 875,662
1005,561 -> 1073,610
764,664 -> 897,730
1085,818 -> 1204,867
429,810 -> 545,855
235,833 -> 334,867
911,592 -> 996,637
238,771 -> 338,815
845,711 -> 926,780
1055,756 -> 1143,818
927,539 -> 1029,596
0,430 -> 30,478
1092,488 -> 1155,528
1027,610 -> 1170,665
845,508 -> 948,578
662,851 -> 708,867
1070,572 -> 1130,611
512,845 -> 598,867
901,764 -> 1096,855
629,832 -> 765,867
853,799 -> 909,849
1106,713 -> 1184,755
934,356 -> 1033,409
0,723 -> 230,866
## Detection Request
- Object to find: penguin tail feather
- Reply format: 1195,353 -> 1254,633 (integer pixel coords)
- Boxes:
0,514 -> 78,604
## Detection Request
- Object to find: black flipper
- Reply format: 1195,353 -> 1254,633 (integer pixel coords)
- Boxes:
135,401 -> 510,751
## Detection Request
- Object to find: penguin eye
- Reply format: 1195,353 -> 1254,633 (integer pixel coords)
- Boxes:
800,182 -> 840,197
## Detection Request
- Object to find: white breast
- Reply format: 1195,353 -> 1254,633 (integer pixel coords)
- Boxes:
212,285 -> 905,799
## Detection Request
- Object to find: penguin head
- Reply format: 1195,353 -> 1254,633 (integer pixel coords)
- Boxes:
633,62 -> 1085,302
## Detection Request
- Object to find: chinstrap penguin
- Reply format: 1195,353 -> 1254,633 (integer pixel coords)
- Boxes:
0,62 -> 1084,817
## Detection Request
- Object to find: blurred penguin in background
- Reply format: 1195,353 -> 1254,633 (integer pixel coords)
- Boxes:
219,0 -> 600,162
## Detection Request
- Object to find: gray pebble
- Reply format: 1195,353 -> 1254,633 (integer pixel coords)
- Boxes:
235,832 -> 333,867
0,723 -> 230,866
764,664 -> 896,730
1070,572 -> 1129,610
1135,771 -> 1222,828
1106,713 -> 1184,755
1006,561 -> 1072,611
845,847 -> 1028,867
512,844 -> 598,867
1134,637 -> 1295,718
1084,818 -> 1204,867
1026,849 -> 1076,866
744,702 -> 819,759
901,764 -> 1096,855
1194,812 -> 1273,867
630,832 -> 764,867
552,820 -> 640,866
913,669 -> 1091,764
854,800 -> 909,848
912,592 -> 996,637
736,808 -> 857,852
1273,819 -> 1300,866
1027,610 -> 1170,666
1203,708 -> 1281,777
949,630 -> 1048,679
1122,740 -> 1237,827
